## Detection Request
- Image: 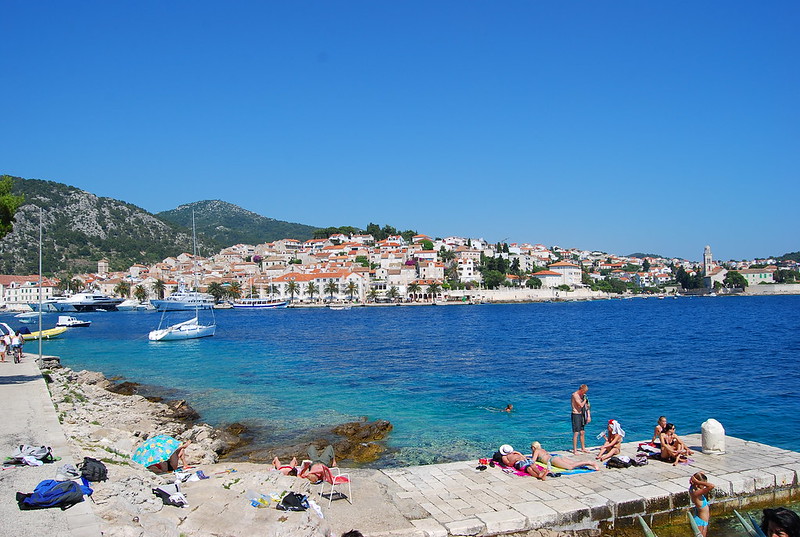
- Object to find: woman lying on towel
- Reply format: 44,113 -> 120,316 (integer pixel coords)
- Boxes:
530,441 -> 600,471
271,456 -> 299,476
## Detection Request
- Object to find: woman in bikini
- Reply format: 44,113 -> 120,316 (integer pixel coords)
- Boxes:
689,472 -> 715,536
271,456 -> 299,476
652,416 -> 667,444
531,441 -> 600,471
597,420 -> 624,462
660,423 -> 693,465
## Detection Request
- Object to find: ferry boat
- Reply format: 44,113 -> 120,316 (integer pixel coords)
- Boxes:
231,298 -> 288,309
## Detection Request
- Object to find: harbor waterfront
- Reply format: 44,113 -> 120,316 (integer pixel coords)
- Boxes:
5,294 -> 798,467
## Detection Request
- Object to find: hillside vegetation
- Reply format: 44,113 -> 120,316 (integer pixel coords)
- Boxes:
157,200 -> 318,246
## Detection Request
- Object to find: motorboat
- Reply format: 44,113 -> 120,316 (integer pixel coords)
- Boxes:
150,291 -> 215,311
14,312 -> 40,323
0,322 -> 67,341
115,299 -> 141,311
55,315 -> 91,327
32,293 -> 125,312
148,316 -> 215,341
328,304 -> 352,311
231,299 -> 288,309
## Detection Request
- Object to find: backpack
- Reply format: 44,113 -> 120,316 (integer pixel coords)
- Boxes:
276,492 -> 309,511
606,455 -> 632,468
16,479 -> 87,510
10,445 -> 55,463
79,457 -> 108,482
631,453 -> 649,466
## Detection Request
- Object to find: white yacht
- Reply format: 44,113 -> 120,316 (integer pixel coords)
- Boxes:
150,290 -> 215,311
30,293 -> 124,312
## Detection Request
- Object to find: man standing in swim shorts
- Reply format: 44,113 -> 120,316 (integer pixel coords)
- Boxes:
572,384 -> 590,454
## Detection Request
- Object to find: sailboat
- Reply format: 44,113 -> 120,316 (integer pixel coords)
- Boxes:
148,211 -> 216,341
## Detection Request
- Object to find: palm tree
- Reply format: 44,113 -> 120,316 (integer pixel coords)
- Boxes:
367,288 -> 379,302
306,282 -> 319,302
114,281 -> 131,298
346,281 -> 358,301
324,281 -> 338,302
286,281 -> 299,302
426,283 -> 441,301
70,278 -> 85,292
226,281 -> 242,300
206,282 -> 225,303
133,285 -> 148,303
407,282 -> 421,301
387,286 -> 399,302
153,279 -> 166,300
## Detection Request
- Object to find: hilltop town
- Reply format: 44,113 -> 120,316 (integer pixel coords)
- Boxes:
1,233 -> 798,310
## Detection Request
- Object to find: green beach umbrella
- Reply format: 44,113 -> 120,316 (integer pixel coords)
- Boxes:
131,434 -> 181,468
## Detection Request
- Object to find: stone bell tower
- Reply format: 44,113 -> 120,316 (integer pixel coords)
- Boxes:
702,246 -> 713,277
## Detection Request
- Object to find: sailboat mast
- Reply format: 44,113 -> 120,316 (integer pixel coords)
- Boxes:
192,210 -> 198,291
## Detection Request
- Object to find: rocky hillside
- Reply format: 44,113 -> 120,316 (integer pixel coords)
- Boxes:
0,176 -> 218,274
157,200 -> 318,246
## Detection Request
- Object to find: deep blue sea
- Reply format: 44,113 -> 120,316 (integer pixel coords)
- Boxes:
6,295 -> 798,467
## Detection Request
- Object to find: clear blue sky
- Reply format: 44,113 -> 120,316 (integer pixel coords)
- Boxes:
2,1 -> 797,261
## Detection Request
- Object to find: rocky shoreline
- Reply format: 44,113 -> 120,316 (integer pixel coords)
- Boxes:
42,364 -> 405,536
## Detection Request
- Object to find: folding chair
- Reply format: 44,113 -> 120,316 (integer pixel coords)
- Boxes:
316,466 -> 352,507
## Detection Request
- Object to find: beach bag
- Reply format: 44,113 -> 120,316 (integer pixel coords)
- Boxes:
11,444 -> 55,463
276,491 -> 309,511
606,455 -> 632,468
632,453 -> 649,466
16,479 -> 85,510
79,457 -> 108,482
152,483 -> 188,507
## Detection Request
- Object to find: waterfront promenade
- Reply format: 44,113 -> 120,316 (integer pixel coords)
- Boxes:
2,355 -> 799,537
0,356 -> 102,537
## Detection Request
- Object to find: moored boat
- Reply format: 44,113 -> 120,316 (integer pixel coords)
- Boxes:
151,290 -> 215,311
148,316 -> 215,341
232,299 -> 288,309
55,315 -> 92,327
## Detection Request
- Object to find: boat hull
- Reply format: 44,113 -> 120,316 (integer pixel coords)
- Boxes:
150,300 -> 214,311
21,327 -> 68,340
148,324 -> 215,341
231,300 -> 288,309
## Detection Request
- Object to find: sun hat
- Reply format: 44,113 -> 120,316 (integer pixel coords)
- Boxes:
499,444 -> 513,455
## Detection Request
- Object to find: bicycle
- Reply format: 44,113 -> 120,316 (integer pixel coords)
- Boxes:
12,345 -> 22,364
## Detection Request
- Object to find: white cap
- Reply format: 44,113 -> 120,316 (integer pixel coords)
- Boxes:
499,444 -> 513,455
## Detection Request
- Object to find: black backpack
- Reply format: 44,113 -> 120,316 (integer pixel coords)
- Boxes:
79,457 -> 108,482
277,492 -> 309,511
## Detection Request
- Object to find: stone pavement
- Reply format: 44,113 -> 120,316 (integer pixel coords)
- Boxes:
0,354 -> 102,537
360,435 -> 800,536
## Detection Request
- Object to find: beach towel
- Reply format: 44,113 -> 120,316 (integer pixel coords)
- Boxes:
495,459 -> 594,477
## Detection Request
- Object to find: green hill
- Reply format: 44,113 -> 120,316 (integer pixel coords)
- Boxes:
0,176 -> 217,275
157,200 -> 318,246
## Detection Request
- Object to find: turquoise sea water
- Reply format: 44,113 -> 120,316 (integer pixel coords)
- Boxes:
7,295 -> 798,467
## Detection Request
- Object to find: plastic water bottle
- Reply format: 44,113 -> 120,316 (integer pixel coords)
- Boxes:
245,489 -> 269,508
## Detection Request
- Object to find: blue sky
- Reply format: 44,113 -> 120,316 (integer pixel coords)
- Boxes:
2,1 -> 797,261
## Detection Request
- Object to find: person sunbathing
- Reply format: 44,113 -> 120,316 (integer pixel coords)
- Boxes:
660,423 -> 693,465
298,460 -> 335,484
271,456 -> 298,476
493,444 -> 548,480
149,441 -> 191,473
597,420 -> 624,462
530,441 -> 600,471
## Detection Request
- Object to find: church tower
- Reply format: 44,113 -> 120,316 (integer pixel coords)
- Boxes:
702,246 -> 713,276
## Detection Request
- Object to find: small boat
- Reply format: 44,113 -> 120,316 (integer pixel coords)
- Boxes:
328,304 -> 352,311
148,316 -> 215,341
55,315 -> 92,327
0,322 -> 67,341
232,299 -> 288,309
15,312 -> 40,323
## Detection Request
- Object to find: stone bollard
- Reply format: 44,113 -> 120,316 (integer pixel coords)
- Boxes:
701,419 -> 726,454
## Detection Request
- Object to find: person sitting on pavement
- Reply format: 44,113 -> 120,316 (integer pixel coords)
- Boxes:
659,423 -> 692,465
493,444 -> 548,480
530,441 -> 600,471
597,419 -> 625,462
652,415 -> 667,444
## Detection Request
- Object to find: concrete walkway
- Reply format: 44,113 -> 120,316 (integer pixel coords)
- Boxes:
0,354 -> 101,537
